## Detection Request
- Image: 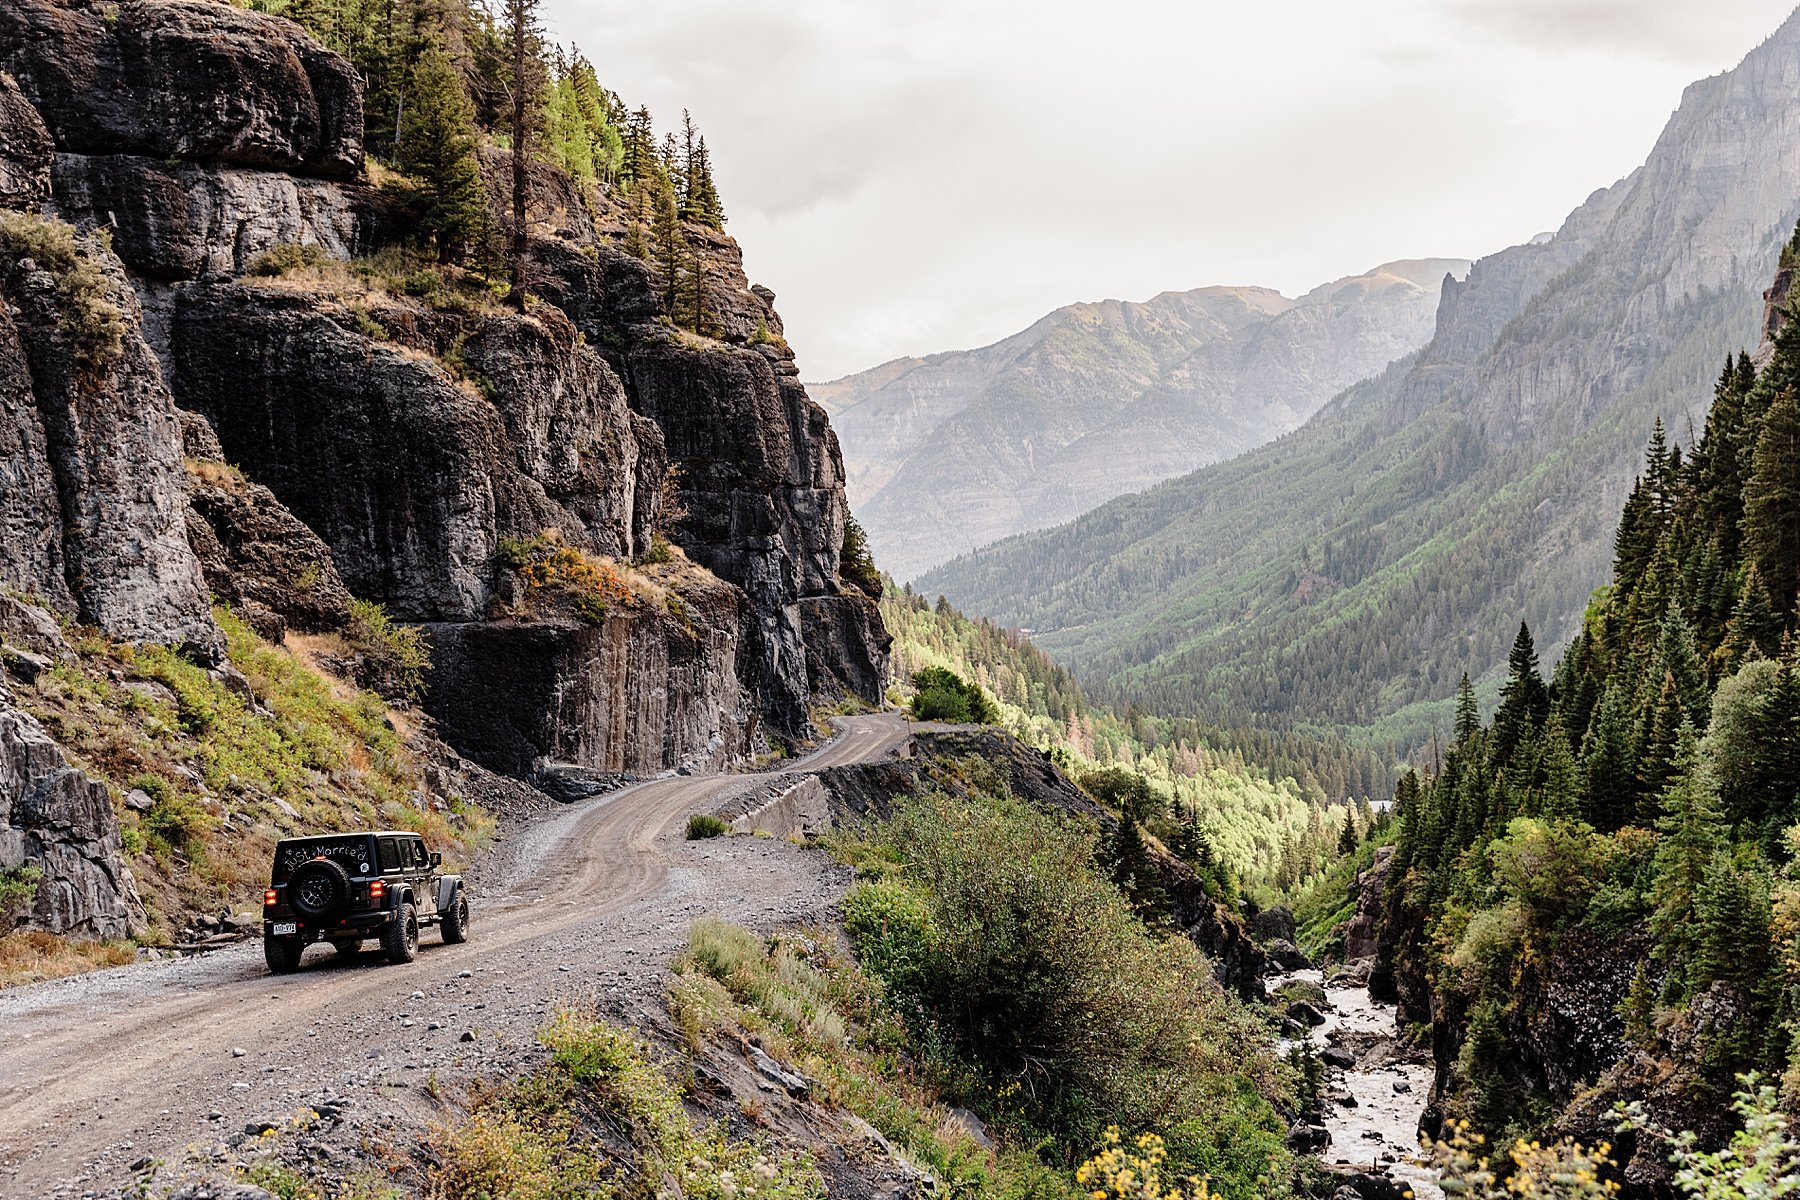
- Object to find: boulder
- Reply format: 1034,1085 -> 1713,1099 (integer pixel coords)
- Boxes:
0,594 -> 72,663
0,0 -> 362,177
1287,1001 -> 1328,1027
0,73 -> 52,209
1249,903 -> 1297,944
1265,938 -> 1312,971
1322,1045 -> 1357,1069
0,702 -> 143,938
1286,1123 -> 1329,1152
1330,1173 -> 1410,1200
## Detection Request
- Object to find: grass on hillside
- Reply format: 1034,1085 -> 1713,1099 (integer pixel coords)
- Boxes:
11,606 -> 491,952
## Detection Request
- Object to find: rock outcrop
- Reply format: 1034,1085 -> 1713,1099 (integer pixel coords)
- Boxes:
1340,845 -> 1392,961
181,412 -> 353,640
51,152 -> 394,283
422,575 -> 758,779
170,286 -> 667,625
0,0 -> 363,178
0,72 -> 52,208
0,693 -> 142,939
0,218 -> 221,659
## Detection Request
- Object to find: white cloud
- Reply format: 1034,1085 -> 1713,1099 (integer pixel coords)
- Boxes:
543,0 -> 1799,379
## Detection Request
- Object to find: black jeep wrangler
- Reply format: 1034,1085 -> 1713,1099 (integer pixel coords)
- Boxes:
262,831 -> 470,974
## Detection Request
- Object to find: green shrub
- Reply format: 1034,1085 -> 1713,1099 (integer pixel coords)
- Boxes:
842,879 -> 934,998
0,866 -> 43,922
345,598 -> 431,701
686,813 -> 729,840
249,242 -> 329,277
868,790 -> 1289,1192
908,666 -> 999,724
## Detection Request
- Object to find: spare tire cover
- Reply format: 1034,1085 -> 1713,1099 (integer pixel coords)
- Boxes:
288,858 -> 352,919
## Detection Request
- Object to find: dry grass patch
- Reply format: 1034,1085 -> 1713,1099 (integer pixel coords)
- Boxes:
0,930 -> 135,988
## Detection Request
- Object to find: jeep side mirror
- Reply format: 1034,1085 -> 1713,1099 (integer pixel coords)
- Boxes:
430,851 -> 442,867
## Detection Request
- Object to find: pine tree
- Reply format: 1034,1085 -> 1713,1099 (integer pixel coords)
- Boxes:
621,106 -> 657,186
1743,389 -> 1800,618
1581,682 -> 1638,831
502,0 -> 543,311
396,43 -> 492,264
1635,672 -> 1686,802
1392,770 -> 1424,869
1537,713 -> 1581,820
687,135 -> 725,228
1650,723 -> 1726,979
1490,623 -> 1549,770
1654,605 -> 1709,730
649,170 -> 684,311
1337,807 -> 1359,856
1614,478 -> 1657,601
1454,672 -> 1480,746
1719,564 -> 1784,669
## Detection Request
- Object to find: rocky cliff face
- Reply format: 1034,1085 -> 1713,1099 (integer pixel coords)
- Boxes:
0,657 -> 143,941
0,0 -> 887,932
818,260 -> 1466,580
0,209 -> 222,661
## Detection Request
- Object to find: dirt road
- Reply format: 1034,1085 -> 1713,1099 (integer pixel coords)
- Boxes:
0,713 -> 910,1197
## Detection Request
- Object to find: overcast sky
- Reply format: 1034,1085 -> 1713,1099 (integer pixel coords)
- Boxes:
542,0 -> 1799,380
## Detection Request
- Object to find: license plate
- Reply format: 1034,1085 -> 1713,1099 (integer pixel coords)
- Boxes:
271,922 -> 297,935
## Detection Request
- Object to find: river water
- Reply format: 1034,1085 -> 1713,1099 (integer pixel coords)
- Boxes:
1274,969 -> 1442,1200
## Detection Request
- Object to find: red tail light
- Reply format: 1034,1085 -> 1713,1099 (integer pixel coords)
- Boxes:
263,889 -> 279,908
369,880 -> 385,903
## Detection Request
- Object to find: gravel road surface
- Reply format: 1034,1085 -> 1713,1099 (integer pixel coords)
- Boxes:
0,713 -> 910,1197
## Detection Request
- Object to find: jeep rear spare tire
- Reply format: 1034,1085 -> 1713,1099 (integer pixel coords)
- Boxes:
384,902 -> 419,964
287,858 -> 351,920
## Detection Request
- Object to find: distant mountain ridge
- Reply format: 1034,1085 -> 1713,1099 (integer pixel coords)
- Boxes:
814,259 -> 1467,580
920,7 -> 1800,743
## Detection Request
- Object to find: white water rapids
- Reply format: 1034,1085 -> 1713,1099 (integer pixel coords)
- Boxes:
1274,968 -> 1443,1200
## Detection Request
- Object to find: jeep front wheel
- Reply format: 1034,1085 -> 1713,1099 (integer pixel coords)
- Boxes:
265,938 -> 304,975
383,902 -> 419,964
440,893 -> 470,944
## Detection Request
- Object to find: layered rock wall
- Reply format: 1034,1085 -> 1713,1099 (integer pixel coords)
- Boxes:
422,577 -> 758,778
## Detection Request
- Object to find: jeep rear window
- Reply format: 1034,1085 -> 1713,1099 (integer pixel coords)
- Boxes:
273,836 -> 373,883
378,838 -> 400,872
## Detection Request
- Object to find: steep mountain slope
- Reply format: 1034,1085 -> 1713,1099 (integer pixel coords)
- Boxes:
923,9 -> 1800,741
815,259 -> 1466,579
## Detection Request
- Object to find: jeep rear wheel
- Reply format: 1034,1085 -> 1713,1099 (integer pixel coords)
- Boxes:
383,902 -> 419,964
265,938 -> 304,975
440,893 -> 470,944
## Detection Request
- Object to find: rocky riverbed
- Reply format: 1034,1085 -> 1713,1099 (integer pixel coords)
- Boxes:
1275,967 -> 1441,1200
